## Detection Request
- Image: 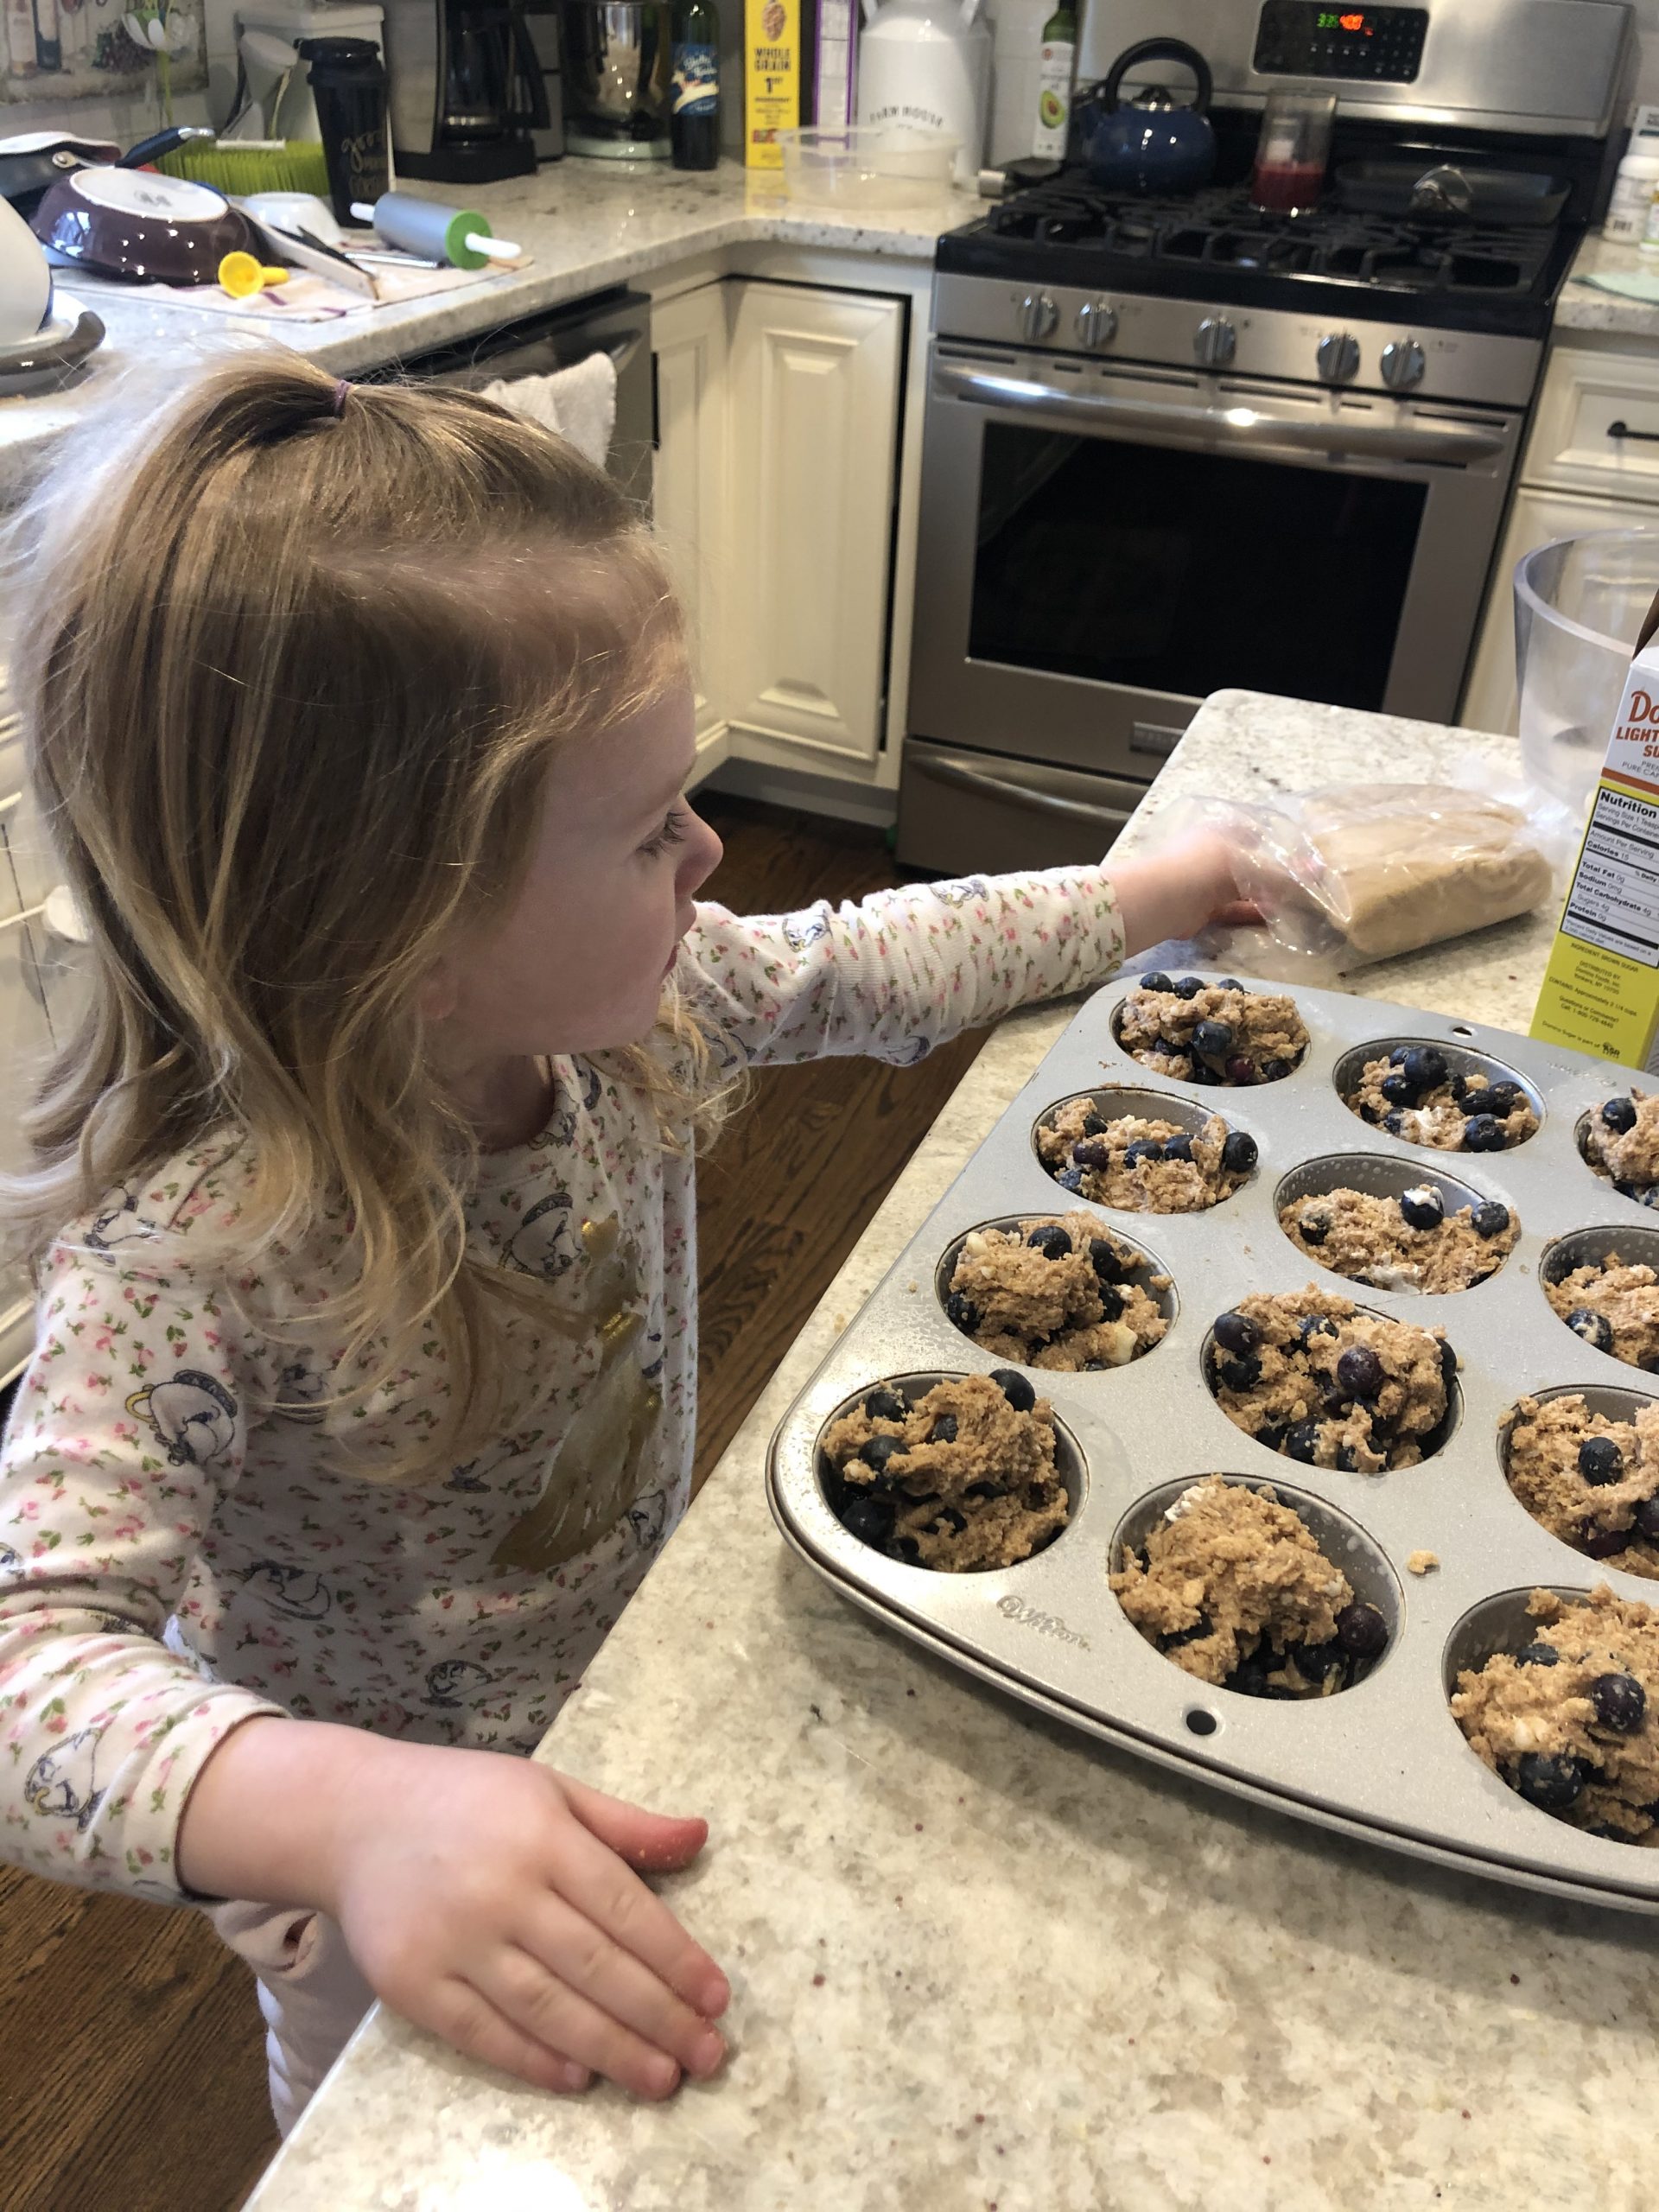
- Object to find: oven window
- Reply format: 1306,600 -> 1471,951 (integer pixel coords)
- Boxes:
968,423 -> 1427,711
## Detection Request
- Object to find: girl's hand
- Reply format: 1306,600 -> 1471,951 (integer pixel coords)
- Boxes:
320,1738 -> 728,2101
1107,827 -> 1263,957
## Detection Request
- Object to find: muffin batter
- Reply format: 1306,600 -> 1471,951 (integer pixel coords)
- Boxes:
1582,1090 -> 1659,1207
1345,1046 -> 1538,1153
1452,1586 -> 1659,1844
823,1370 -> 1069,1572
1037,1098 -> 1255,1213
1278,1184 -> 1516,1294
1110,1475 -> 1389,1697
1503,1392 -> 1659,1578
944,1211 -> 1169,1371
1546,1253 -> 1659,1371
1116,976 -> 1310,1086
1207,1286 -> 1453,1471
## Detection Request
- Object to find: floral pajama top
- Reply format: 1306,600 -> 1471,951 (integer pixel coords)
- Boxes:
0,871 -> 1122,1904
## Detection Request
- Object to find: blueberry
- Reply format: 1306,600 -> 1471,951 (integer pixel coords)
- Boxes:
1357,1102 -> 1380,1125
888,1535 -> 923,1564
1226,1644 -> 1276,1698
1173,976 -> 1205,1000
1638,1497 -> 1659,1541
1260,1057 -> 1293,1082
1071,1137 -> 1112,1168
1214,1310 -> 1260,1356
1471,1201 -> 1510,1240
1580,1434 -> 1625,1485
1081,1111 -> 1109,1137
991,1367 -> 1035,1413
1585,1527 -> 1633,1559
964,1480 -> 1003,1502
1298,1207 -> 1331,1247
944,1290 -> 981,1334
1055,1166 -> 1085,1193
1402,1046 -> 1447,1090
1460,1084 -> 1491,1115
1222,1130 -> 1259,1174
1602,1096 -> 1638,1135
1485,1082 -> 1524,1118
1298,1314 -> 1339,1343
861,1434 -> 903,1478
1217,1354 -> 1262,1392
1336,1345 -> 1384,1400
1389,1046 -> 1411,1066
1449,1073 -> 1470,1103
1285,1421 -> 1321,1463
1294,1639 -> 1344,1681
1192,1019 -> 1235,1065
1027,1224 -> 1072,1261
1515,1642 -> 1560,1667
1255,1423 -> 1287,1451
1400,1185 -> 1444,1231
841,1494 -> 894,1546
1124,1140 -> 1165,1169
1187,1062 -> 1217,1086
1463,1113 -> 1506,1154
1215,978 -> 1245,994
1335,1601 -> 1388,1659
1439,1338 -> 1459,1390
928,1505 -> 969,1535
1516,1751 -> 1587,1810
1335,1443 -> 1361,1472
1567,1306 -> 1615,1354
1140,970 -> 1174,995
863,1387 -> 907,1422
1382,1111 -> 1405,1136
1224,1056 -> 1257,1084
1162,1133 -> 1195,1163
1380,1073 -> 1417,1109
1097,1283 -> 1125,1322
930,1414 -> 959,1445
1090,1237 -> 1128,1285
1591,1671 -> 1647,1732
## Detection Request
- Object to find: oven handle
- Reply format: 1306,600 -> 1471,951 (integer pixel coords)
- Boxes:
931,360 -> 1508,464
912,751 -> 1138,831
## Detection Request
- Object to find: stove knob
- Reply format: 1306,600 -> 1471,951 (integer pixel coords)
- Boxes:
1316,331 -> 1361,385
1193,315 -> 1236,369
1380,337 -> 1427,391
1075,298 -> 1118,350
1019,291 -> 1058,344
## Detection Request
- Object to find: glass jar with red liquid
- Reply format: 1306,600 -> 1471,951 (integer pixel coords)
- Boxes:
1250,88 -> 1337,216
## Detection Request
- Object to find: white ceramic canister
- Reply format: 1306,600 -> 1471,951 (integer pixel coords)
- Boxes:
855,0 -> 988,187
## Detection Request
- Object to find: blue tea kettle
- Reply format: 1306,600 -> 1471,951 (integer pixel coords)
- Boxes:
1077,37 -> 1216,196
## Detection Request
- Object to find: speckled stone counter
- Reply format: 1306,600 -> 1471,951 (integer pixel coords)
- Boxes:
1557,226 -> 1659,340
0,161 -> 973,493
245,692 -> 1659,2212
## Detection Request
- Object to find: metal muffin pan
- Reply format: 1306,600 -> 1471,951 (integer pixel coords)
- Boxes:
766,972 -> 1659,1912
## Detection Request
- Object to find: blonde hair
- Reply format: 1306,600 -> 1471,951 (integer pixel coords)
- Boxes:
3,352 -> 733,1482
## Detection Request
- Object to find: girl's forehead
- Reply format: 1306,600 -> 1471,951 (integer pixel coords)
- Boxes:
544,686 -> 697,815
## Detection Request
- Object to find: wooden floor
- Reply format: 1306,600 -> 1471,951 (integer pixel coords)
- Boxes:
0,791 -> 984,2212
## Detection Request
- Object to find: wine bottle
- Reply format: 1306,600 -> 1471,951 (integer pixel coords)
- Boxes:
671,0 -> 721,171
1032,0 -> 1076,161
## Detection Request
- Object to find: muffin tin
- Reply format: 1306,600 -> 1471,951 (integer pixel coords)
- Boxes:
765,972 -> 1659,1912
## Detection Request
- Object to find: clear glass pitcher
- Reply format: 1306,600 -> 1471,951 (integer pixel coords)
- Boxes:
1515,526 -> 1659,819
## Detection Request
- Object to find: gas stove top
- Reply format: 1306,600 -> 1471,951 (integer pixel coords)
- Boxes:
938,171 -> 1578,338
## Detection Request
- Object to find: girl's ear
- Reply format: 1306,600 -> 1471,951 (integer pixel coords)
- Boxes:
419,954 -> 461,1025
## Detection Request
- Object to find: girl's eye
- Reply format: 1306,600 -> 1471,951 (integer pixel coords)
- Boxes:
639,807 -> 689,859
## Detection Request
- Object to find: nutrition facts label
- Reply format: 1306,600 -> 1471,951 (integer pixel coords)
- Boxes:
1562,784 -> 1659,966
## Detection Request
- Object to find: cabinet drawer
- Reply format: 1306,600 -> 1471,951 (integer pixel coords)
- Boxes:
1529,346 -> 1659,500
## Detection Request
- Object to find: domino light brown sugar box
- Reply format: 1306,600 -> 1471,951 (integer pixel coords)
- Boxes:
1533,587 -> 1659,1073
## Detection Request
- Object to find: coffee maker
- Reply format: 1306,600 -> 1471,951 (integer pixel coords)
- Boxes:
382,0 -> 550,181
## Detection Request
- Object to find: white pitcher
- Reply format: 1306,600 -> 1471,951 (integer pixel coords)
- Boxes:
855,0 -> 988,188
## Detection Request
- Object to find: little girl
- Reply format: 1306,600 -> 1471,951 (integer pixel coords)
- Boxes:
0,354 -> 1247,2139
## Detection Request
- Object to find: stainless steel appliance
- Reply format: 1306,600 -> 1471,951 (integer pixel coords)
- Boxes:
382,0 -> 550,182
523,0 -> 567,159
558,0 -> 671,161
899,0 -> 1637,874
371,286 -> 654,508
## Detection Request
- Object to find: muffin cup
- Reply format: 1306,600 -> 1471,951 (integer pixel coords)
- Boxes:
1332,1037 -> 1543,1147
935,1211 -> 1176,1367
1274,1152 -> 1516,1293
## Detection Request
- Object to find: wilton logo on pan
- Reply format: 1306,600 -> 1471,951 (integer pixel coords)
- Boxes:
997,1595 -> 1090,1649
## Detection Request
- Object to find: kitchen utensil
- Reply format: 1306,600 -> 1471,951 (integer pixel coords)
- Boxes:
298,35 -> 392,223
216,249 -> 289,296
350,187 -> 518,263
0,190 -> 54,344
1334,161 -> 1571,226
854,0 -> 990,189
0,133 -> 120,221
1075,36 -> 1215,196
156,137 -> 334,198
557,0 -> 672,161
0,289 -> 104,395
779,124 -> 959,209
1249,86 -> 1334,216
768,969 -> 1659,1916
237,187 -> 343,243
31,165 -> 264,284
1514,527 -> 1659,822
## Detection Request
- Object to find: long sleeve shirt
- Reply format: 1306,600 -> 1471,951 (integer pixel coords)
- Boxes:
0,870 -> 1122,1904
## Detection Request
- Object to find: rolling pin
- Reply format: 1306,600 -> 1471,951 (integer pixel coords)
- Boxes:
348,191 -> 520,270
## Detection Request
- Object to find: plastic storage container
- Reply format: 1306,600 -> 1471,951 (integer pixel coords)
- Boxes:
1514,526 -> 1659,819
777,124 -> 959,207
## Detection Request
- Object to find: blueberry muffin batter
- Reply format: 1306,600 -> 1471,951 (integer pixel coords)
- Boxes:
1110,1475 -> 1389,1698
823,1371 -> 1069,1571
1452,1586 -> 1659,1844
1116,975 -> 1309,1086
1278,1183 -> 1516,1294
1582,1090 -> 1659,1207
1546,1254 -> 1659,1372
1345,1045 -> 1537,1153
1504,1393 -> 1659,1578
1207,1287 -> 1453,1471
944,1212 -> 1169,1371
1038,1098 -> 1256,1213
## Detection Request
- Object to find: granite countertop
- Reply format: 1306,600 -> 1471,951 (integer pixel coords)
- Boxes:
247,690 -> 1659,2212
0,160 -> 975,491
1556,226 -> 1659,340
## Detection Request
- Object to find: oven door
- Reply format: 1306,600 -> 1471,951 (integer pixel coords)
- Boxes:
907,342 -> 1523,779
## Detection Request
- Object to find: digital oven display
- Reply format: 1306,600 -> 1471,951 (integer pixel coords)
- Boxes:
1253,0 -> 1428,81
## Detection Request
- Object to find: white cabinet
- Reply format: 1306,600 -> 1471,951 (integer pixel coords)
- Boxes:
650,281 -> 731,749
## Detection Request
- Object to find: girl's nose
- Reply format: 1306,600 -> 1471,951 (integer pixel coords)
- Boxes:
680,810 -> 723,898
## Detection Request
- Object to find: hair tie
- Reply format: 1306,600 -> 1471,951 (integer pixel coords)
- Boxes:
330,377 -> 351,417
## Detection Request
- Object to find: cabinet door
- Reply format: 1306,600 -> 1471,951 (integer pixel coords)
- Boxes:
726,282 -> 905,765
1460,485 -> 1639,737
652,282 -> 731,742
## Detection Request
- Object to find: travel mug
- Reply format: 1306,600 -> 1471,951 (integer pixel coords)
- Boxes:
297,37 -> 392,227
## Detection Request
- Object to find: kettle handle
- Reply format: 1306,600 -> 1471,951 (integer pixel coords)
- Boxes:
1096,36 -> 1213,116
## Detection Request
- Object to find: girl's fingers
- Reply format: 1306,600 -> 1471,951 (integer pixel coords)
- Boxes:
474,1943 -> 702,2101
421,1976 -> 593,2099
561,1776 -> 709,1872
547,1805 -> 730,2019
514,1892 -> 726,2081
